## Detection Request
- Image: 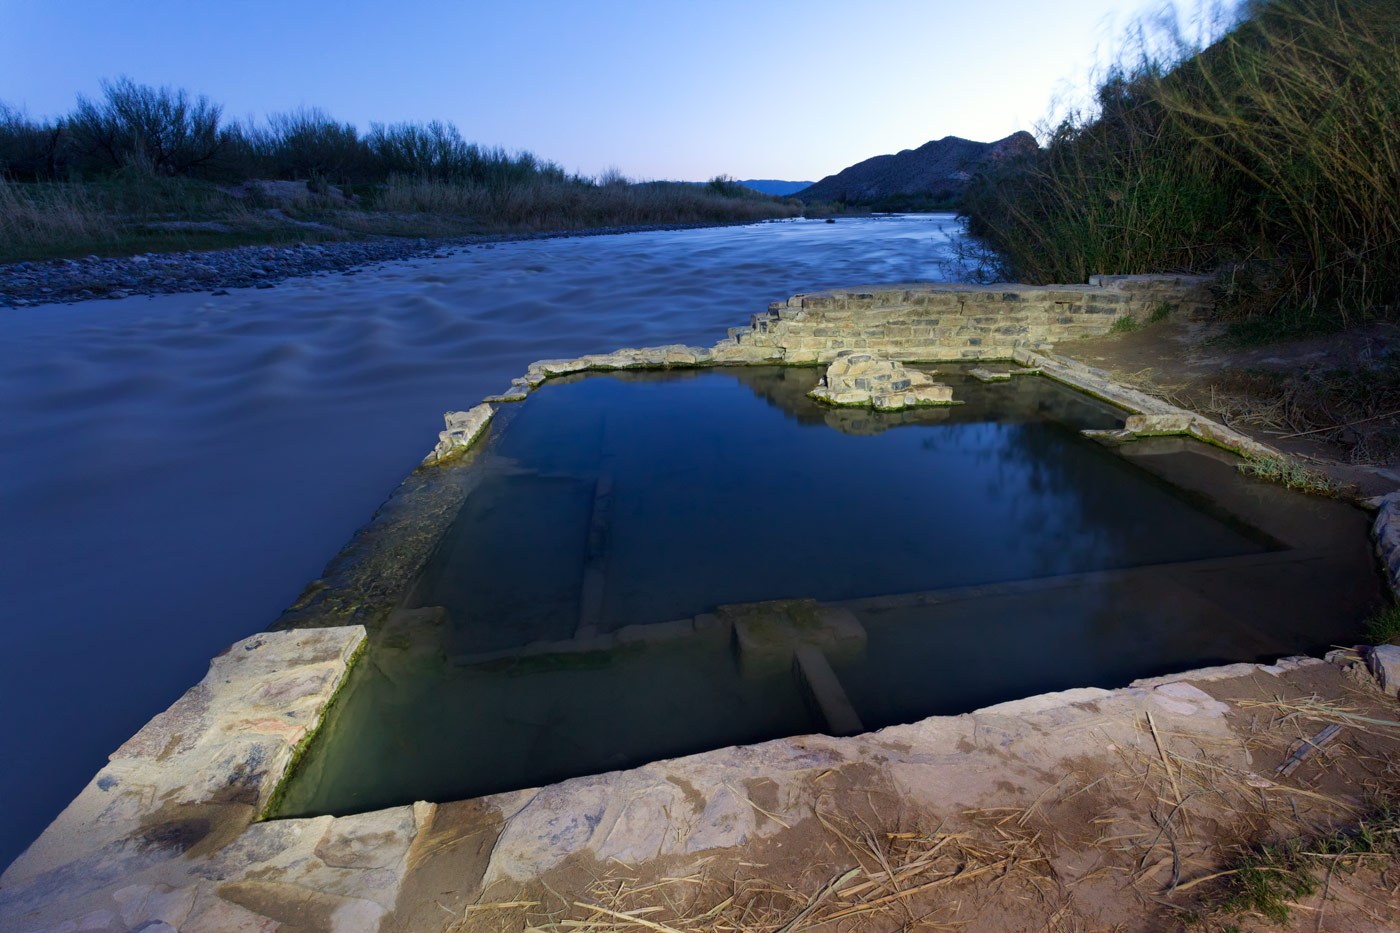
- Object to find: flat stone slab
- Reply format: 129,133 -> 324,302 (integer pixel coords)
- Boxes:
0,626 -> 374,931
521,344 -> 720,387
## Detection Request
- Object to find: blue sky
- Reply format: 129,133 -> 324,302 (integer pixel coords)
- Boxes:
1,0 -> 1221,181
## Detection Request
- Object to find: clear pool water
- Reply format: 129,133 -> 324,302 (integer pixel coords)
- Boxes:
276,367 -> 1383,817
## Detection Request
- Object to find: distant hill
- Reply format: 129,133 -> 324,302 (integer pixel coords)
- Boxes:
796,132 -> 1037,206
737,179 -> 814,196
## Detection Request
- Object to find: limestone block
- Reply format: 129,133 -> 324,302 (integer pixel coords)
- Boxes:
0,627 -> 370,927
710,342 -> 782,364
425,403 -> 493,465
586,350 -> 642,369
809,352 -> 955,410
727,600 -> 867,678
1370,644 -> 1400,694
872,385 -> 954,410
968,367 -> 1011,382
483,380 -> 532,403
663,345 -> 713,366
541,358 -> 590,376
1124,412 -> 1196,435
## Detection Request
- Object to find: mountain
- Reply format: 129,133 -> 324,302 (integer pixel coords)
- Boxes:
795,132 -> 1037,205
737,179 -> 814,196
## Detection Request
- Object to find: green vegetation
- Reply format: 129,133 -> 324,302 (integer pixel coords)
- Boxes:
961,0 -> 1400,337
1365,604 -> 1400,645
1236,454 -> 1341,496
800,200 -> 871,220
1109,315 -> 1141,334
0,79 -> 800,261
1193,798 -> 1400,927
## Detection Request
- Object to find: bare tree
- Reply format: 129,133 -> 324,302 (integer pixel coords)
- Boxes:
69,77 -> 222,174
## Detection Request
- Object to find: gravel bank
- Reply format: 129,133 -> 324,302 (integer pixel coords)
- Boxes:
0,222 -> 757,308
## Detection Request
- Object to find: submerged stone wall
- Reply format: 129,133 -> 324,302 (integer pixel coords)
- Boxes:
720,274 -> 1214,364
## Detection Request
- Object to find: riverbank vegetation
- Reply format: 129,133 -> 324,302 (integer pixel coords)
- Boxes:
962,0 -> 1400,336
0,81 -> 800,261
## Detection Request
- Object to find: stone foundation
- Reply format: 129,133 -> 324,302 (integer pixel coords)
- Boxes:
723,274 -> 1214,364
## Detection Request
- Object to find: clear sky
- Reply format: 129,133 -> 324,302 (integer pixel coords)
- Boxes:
1,0 -> 1207,181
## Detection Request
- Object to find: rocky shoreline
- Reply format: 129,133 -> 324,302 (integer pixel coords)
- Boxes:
0,221 -> 758,309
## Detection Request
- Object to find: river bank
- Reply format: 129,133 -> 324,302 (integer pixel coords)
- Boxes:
0,220 -> 779,307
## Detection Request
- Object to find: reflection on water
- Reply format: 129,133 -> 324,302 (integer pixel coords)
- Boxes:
276,369 -> 1383,818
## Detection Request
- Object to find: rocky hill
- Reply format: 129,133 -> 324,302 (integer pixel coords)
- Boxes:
796,132 -> 1036,205
738,179 -> 814,196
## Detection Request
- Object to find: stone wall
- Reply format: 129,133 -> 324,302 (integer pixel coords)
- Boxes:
718,274 -> 1214,364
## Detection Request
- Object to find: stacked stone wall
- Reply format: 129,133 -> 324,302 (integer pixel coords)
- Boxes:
718,275 -> 1214,364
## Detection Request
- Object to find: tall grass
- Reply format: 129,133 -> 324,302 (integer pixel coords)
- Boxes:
0,172 -> 310,261
0,178 -> 115,254
962,0 -> 1400,329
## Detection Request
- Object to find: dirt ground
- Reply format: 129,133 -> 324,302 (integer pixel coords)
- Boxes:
385,657 -> 1400,933
1069,316 -> 1400,496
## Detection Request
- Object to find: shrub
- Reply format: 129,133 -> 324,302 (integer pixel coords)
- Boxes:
68,77 -> 222,175
261,108 -> 364,182
1365,604 -> 1400,644
1236,454 -> 1340,495
0,103 -> 68,180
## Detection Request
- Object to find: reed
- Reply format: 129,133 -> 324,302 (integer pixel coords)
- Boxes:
962,0 -> 1400,334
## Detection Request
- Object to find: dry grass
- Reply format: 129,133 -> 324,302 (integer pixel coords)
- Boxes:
0,175 -> 335,261
0,177 -> 116,253
1197,357 -> 1400,465
438,687 -> 1400,933
449,804 -> 1066,933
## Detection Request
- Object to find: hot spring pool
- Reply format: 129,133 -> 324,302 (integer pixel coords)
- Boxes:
274,365 -> 1383,817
